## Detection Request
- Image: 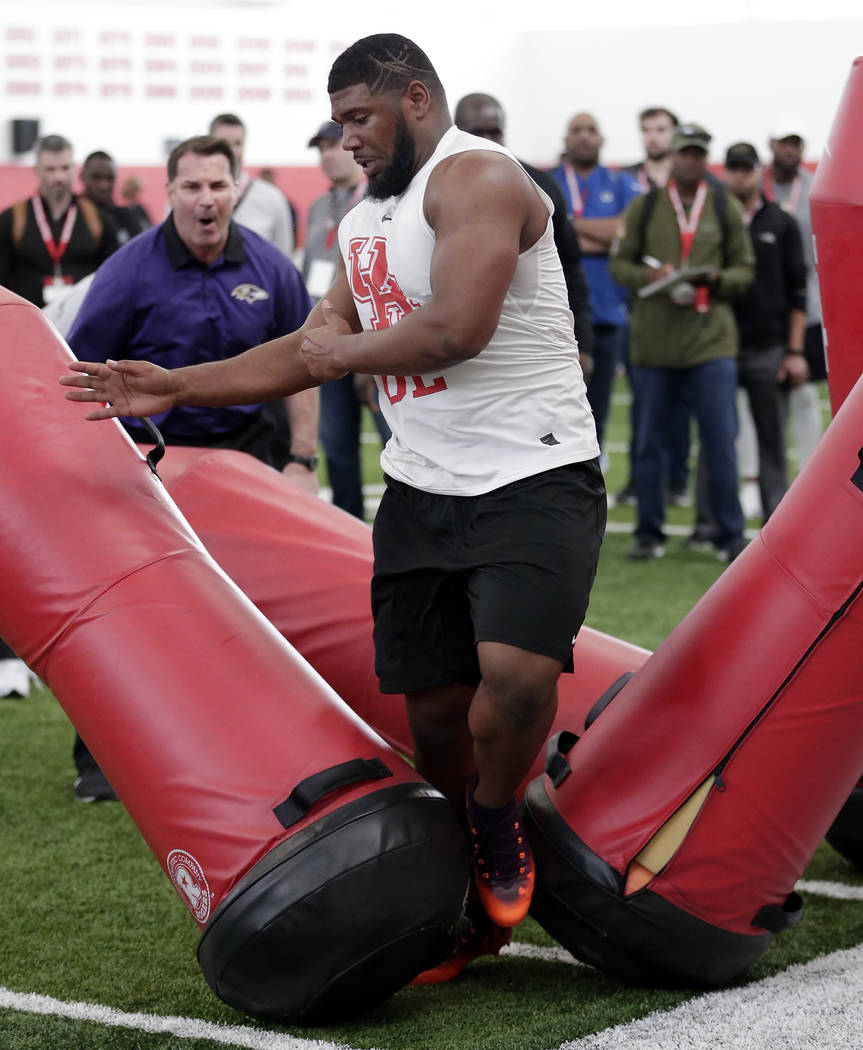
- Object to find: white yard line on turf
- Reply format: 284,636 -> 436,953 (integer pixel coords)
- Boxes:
0,988 -> 373,1050
3,881 -> 858,1050
556,942 -> 863,1050
796,878 -> 863,900
501,942 -> 582,965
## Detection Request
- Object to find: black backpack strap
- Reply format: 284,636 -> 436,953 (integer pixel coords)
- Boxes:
713,184 -> 730,267
636,187 -> 658,261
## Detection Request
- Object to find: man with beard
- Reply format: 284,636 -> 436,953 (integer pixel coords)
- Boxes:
62,33 -> 605,981
0,134 -> 116,308
549,113 -> 639,456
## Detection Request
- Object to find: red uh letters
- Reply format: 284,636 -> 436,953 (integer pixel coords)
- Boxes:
347,235 -> 447,405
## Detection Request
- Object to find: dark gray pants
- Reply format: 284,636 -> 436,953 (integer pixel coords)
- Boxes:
737,345 -> 789,521
693,345 -> 789,534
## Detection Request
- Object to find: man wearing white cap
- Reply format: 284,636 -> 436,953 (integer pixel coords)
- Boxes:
765,122 -> 824,469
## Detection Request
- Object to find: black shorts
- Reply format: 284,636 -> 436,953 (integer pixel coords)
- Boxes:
371,460 -> 606,694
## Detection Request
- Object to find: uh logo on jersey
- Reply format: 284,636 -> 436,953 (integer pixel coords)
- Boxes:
347,235 -> 447,405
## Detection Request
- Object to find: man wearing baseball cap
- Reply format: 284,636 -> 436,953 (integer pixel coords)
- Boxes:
303,119 -> 390,519
724,141 -> 808,521
610,122 -> 754,562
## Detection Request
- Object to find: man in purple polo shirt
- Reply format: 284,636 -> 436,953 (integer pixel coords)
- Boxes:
66,134 -> 317,803
68,135 -> 315,469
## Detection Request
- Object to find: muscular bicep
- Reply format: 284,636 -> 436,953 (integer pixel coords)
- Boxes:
425,152 -> 535,353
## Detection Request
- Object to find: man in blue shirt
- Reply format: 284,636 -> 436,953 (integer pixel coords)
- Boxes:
66,135 -> 317,802
550,113 -> 640,455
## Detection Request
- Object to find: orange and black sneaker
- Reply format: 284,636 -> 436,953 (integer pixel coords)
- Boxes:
468,779 -> 535,928
410,909 -> 512,986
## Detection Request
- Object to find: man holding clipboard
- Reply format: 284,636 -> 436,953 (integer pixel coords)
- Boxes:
610,123 -> 754,562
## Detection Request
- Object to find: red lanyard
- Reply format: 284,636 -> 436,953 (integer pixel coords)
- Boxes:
667,179 -> 708,262
562,161 -> 587,218
324,182 -> 365,251
763,168 -> 802,213
31,195 -> 77,272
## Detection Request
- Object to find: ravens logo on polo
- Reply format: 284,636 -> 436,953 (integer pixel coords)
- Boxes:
231,283 -> 270,303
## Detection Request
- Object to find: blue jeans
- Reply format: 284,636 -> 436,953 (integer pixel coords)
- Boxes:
623,331 -> 690,491
588,323 -> 627,450
631,359 -> 743,546
320,374 -> 391,520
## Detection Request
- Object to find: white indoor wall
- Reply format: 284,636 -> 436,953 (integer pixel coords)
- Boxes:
0,0 -> 860,167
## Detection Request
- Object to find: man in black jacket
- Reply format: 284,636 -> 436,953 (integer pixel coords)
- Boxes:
724,141 -> 808,521
453,92 -> 594,374
0,134 -> 117,308
80,150 -> 150,246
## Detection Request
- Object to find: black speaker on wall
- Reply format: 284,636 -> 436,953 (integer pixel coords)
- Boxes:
11,118 -> 40,155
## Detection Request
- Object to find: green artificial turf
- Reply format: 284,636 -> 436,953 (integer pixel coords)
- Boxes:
2,381 -> 850,1050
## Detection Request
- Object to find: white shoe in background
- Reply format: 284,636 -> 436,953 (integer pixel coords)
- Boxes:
0,659 -> 34,698
739,479 -> 763,521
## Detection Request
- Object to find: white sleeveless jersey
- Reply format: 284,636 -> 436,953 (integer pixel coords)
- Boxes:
338,125 -> 598,495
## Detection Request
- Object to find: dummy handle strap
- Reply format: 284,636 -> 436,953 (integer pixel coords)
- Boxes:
140,416 -> 165,476
752,891 -> 803,934
545,730 -> 579,789
852,447 -> 863,493
273,757 -> 393,829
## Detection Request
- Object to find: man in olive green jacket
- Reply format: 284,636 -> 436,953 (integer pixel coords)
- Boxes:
610,123 -> 754,562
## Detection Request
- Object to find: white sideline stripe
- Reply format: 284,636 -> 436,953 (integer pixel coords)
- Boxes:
502,942 -> 582,965
556,942 -> 863,1050
0,987 -> 371,1050
797,878 -> 863,900
6,881 -> 855,1050
604,521 -> 761,540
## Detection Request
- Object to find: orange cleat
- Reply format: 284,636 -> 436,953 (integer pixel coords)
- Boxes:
467,780 -> 536,928
409,916 -> 512,986
471,812 -> 536,927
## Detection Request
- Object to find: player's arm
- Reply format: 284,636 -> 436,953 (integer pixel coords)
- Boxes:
60,263 -> 360,421
299,150 -> 535,379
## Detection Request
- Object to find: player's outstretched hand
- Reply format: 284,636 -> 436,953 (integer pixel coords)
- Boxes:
60,359 -> 178,421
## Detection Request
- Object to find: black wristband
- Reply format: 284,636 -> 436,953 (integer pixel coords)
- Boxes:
287,453 -> 319,471
784,348 -> 805,355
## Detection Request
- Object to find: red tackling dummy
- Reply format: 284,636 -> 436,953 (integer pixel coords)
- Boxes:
523,373 -> 863,985
0,289 -> 468,1023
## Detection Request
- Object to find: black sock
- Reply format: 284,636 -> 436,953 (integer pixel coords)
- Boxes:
467,775 -> 517,830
